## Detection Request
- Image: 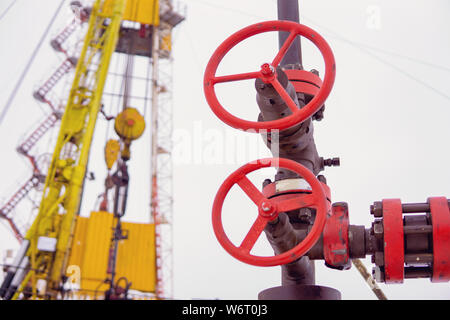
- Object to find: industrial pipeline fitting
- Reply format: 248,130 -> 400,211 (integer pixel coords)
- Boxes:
263,198 -> 450,283
203,17 -> 450,301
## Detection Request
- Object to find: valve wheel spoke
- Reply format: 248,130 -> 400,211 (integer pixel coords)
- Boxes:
212,71 -> 261,84
236,176 -> 267,206
270,78 -> 299,113
239,215 -> 269,253
272,30 -> 297,68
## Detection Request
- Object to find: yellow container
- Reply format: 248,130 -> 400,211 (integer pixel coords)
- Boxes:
67,211 -> 156,294
103,0 -> 160,25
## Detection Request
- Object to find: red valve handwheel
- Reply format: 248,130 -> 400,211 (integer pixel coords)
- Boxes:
204,20 -> 336,132
212,158 -> 328,267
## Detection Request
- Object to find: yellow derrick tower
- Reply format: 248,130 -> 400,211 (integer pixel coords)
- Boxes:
0,0 -> 185,300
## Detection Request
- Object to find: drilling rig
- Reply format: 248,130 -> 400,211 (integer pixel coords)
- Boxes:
0,0 -> 184,300
203,0 -> 449,300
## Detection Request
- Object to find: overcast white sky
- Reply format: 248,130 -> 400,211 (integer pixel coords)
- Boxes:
0,0 -> 449,300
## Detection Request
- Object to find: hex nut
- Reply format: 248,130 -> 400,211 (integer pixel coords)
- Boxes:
372,266 -> 385,283
374,251 -> 384,266
373,221 -> 384,240
371,201 -> 383,217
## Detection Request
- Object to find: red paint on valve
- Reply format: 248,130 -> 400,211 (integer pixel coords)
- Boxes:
203,20 -> 336,132
212,157 -> 328,267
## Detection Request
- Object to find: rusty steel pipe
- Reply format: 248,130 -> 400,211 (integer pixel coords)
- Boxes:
264,213 -> 315,285
277,0 -> 302,68
256,0 -> 325,290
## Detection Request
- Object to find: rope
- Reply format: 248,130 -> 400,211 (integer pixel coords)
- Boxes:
352,258 -> 388,300
0,0 -> 18,23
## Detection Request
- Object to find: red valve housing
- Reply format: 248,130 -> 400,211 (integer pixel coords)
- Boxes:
323,202 -> 351,270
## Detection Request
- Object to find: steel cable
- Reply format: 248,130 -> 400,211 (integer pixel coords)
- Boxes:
0,0 -> 66,125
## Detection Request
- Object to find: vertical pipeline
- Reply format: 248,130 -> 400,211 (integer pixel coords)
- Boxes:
274,0 -> 315,287
277,0 -> 302,68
